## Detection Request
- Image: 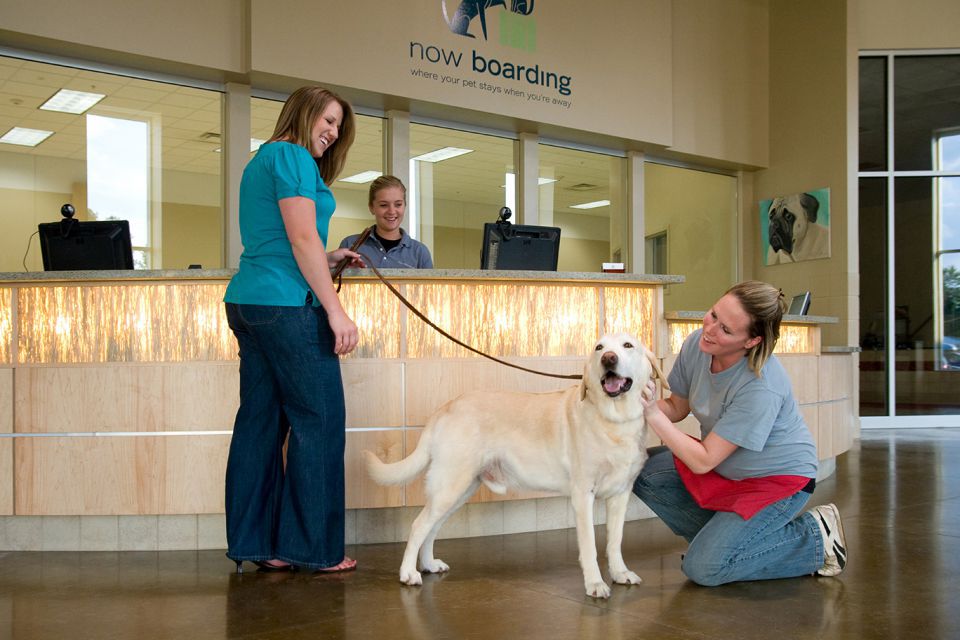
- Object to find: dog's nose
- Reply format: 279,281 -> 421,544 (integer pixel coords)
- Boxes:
601,351 -> 618,369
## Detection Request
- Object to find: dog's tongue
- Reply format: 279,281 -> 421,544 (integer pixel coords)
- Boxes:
603,374 -> 628,394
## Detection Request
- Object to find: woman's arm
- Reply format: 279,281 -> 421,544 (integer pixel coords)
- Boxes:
641,381 -> 738,474
279,196 -> 358,355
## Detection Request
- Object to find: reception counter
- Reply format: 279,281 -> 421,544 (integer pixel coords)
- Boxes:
0,270 -> 857,550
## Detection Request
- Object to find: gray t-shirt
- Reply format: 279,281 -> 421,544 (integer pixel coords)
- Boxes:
668,328 -> 817,480
338,227 -> 433,269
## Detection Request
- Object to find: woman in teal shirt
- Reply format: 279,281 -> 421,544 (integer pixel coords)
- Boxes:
224,86 -> 363,574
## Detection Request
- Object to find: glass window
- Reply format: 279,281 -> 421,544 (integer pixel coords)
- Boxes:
537,144 -> 627,272
409,123 -> 515,269
859,57 -> 887,172
644,163 -> 737,311
250,97 -> 384,251
894,55 -> 960,172
858,177 -> 888,416
0,55 -> 223,271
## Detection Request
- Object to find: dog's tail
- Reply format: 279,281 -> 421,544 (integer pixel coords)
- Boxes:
363,427 -> 432,486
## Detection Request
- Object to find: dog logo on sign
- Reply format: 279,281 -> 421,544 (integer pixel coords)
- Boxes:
441,1 -> 536,51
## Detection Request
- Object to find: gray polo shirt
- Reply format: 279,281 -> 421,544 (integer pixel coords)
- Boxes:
669,328 -> 817,480
338,227 -> 433,269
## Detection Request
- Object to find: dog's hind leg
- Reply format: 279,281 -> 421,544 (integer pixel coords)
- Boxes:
399,470 -> 479,586
605,491 -> 642,586
419,477 -> 480,574
571,490 -> 609,598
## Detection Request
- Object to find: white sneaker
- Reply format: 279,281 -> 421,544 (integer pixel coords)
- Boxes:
809,503 -> 847,576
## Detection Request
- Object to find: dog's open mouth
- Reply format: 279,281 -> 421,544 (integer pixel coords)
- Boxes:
601,372 -> 633,397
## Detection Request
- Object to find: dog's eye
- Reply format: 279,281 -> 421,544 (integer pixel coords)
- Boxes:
595,344 -> 603,351
623,342 -> 634,349
786,212 -> 795,223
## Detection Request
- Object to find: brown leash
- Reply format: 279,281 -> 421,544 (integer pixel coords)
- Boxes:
332,230 -> 581,381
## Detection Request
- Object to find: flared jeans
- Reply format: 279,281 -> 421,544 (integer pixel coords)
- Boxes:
224,301 -> 346,569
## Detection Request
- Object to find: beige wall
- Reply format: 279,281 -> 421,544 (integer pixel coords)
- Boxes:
858,0 -> 960,49
0,0 -> 246,75
645,163 -> 738,311
670,0 -> 770,168
752,0 -> 856,347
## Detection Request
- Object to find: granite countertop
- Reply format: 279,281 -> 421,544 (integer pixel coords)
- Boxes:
0,269 -> 685,285
664,310 -> 839,324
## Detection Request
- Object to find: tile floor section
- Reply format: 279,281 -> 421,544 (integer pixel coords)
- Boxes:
1,428 -> 958,639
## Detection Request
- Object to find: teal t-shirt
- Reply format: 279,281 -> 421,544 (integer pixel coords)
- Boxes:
224,141 -> 335,306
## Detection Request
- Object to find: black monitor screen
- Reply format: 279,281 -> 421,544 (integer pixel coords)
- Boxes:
480,222 -> 561,271
38,219 -> 135,271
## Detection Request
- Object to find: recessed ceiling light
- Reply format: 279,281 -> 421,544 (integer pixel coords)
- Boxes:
339,170 -> 383,184
0,127 -> 54,147
538,177 -> 558,185
249,138 -> 266,152
570,200 -> 611,209
39,89 -> 105,114
411,147 -> 473,163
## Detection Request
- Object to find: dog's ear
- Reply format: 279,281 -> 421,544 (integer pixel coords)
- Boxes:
645,347 -> 670,391
800,193 -> 820,223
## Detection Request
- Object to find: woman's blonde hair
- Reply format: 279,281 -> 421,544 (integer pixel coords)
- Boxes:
725,280 -> 787,374
268,86 -> 356,184
368,175 -> 407,206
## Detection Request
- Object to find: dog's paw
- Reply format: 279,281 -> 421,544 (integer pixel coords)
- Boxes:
585,580 -> 611,599
421,558 -> 449,574
611,569 -> 643,585
400,568 -> 423,586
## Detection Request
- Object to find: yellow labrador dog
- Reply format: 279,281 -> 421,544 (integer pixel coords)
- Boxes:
364,333 -> 666,598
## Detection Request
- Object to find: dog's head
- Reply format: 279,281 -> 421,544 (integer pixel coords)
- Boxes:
768,193 -> 819,256
580,333 -> 668,422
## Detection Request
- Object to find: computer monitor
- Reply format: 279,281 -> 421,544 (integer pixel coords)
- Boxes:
38,217 -> 134,271
788,291 -> 811,316
480,221 -> 561,271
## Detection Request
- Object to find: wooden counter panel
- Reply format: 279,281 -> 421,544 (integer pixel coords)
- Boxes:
819,354 -> 854,402
342,362 -> 404,428
1,368 -> 12,514
344,429 -> 403,509
403,358 -> 583,427
15,434 -> 229,515
778,355 -> 819,404
15,364 -> 240,433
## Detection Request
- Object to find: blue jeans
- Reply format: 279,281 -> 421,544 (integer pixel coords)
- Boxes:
633,447 -> 825,586
224,301 -> 346,570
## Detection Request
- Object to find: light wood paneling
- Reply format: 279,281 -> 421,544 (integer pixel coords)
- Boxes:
15,363 -> 239,433
342,362 -> 404,428
820,354 -> 853,402
404,358 -> 583,426
0,368 -> 12,514
15,434 -> 229,515
801,405 -> 820,456
345,429 -> 403,509
779,355 -> 819,404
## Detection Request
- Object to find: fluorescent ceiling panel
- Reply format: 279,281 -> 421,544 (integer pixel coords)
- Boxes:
0,127 -> 54,147
411,147 -> 473,162
39,89 -> 106,114
339,170 -> 383,184
570,199 -> 611,209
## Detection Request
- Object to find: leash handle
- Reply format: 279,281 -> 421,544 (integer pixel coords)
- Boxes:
363,261 -> 582,381
332,225 -> 374,292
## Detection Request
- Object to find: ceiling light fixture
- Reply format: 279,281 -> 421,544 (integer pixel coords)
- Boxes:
411,147 -> 473,163
339,170 -> 383,184
570,200 -> 611,210
39,89 -> 106,114
0,127 -> 54,147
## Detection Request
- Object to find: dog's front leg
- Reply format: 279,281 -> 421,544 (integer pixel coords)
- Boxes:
605,491 -> 642,586
571,490 -> 609,598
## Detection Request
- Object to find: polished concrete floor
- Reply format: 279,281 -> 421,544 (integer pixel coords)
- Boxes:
1,428 -> 959,639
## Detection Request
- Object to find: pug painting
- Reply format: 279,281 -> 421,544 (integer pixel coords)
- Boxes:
765,191 -> 831,265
